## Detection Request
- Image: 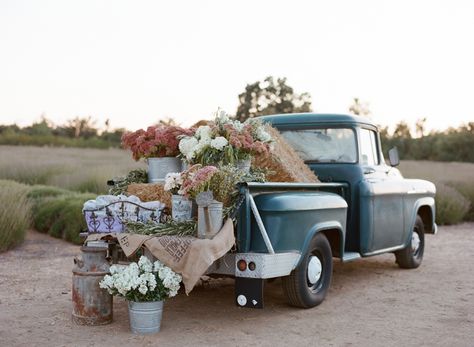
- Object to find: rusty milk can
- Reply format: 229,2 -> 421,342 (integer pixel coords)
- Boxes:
72,245 -> 113,325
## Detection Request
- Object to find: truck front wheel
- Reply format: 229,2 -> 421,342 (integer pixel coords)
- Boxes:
395,215 -> 425,269
282,233 -> 333,308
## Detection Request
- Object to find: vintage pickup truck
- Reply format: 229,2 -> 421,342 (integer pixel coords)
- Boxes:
208,113 -> 437,309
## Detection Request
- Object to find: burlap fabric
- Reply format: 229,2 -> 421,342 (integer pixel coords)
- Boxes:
86,219 -> 235,294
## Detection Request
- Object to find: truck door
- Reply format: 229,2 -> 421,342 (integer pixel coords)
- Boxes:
358,128 -> 407,254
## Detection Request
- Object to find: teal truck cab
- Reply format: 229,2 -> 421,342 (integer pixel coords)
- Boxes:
208,113 -> 436,309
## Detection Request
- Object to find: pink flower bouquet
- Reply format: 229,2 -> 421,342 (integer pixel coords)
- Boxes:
122,126 -> 194,161
179,164 -> 219,199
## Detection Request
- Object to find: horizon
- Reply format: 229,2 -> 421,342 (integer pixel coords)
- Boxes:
1,111 -> 472,137
1,1 -> 473,134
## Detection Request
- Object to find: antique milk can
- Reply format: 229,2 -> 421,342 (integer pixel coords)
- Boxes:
72,244 -> 113,325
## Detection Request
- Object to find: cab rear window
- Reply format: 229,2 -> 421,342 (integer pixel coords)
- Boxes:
281,128 -> 357,163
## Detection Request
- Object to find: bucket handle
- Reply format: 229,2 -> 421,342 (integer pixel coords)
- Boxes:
203,206 -> 212,237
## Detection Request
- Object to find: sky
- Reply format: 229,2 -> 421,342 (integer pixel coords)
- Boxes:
0,0 -> 473,133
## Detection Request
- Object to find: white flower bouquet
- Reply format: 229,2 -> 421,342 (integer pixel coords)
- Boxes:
100,256 -> 182,302
163,172 -> 184,195
178,109 -> 273,166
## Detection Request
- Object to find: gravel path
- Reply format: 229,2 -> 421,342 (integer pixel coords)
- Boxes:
0,224 -> 473,347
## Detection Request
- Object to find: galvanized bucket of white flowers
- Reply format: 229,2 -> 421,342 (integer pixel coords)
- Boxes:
99,256 -> 182,335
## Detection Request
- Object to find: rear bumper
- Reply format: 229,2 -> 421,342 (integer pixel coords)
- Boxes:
207,252 -> 301,279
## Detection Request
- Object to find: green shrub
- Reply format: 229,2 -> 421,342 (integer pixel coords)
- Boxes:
27,185 -> 72,199
435,183 -> 470,225
72,177 -> 107,194
448,182 -> 474,221
33,193 -> 94,244
61,198 -> 90,244
33,198 -> 69,233
0,180 -> 32,252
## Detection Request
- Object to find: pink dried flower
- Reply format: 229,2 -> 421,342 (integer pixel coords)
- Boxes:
180,165 -> 219,198
122,125 -> 193,161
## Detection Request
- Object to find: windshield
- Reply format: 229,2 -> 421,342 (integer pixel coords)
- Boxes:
281,128 -> 357,163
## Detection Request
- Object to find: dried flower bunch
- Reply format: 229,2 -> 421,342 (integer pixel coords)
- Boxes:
175,164 -> 265,207
108,169 -> 148,195
179,109 -> 273,165
179,164 -> 219,200
122,126 -> 193,161
100,256 -> 182,301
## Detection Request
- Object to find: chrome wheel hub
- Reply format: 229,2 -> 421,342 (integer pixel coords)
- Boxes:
411,232 -> 421,254
307,256 -> 322,285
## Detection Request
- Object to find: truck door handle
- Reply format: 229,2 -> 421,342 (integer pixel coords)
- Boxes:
364,168 -> 375,175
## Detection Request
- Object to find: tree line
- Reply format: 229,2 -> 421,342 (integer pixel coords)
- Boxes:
380,121 -> 474,163
0,116 -> 125,148
1,76 -> 473,162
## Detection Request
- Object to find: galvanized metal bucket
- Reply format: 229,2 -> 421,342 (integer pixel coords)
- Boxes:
128,301 -> 164,334
197,201 -> 223,239
171,195 -> 195,221
147,157 -> 181,183
72,245 -> 113,325
181,160 -> 189,172
236,158 -> 251,173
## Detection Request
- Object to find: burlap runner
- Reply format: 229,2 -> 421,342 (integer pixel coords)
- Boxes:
86,219 -> 235,294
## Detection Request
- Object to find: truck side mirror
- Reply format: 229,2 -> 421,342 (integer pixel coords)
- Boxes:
388,147 -> 400,167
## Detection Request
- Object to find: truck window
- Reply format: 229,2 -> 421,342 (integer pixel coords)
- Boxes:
281,128 -> 357,163
359,128 -> 379,165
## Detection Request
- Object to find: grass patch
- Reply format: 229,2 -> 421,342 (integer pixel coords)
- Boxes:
0,144 -> 142,248
0,145 -> 144,194
0,179 -> 96,251
0,180 -> 31,252
399,160 -> 474,184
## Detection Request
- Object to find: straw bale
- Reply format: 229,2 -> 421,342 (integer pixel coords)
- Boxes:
252,125 -> 319,183
192,119 -> 213,128
126,183 -> 172,208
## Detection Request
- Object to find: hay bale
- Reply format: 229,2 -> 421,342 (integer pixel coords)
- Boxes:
192,119 -> 213,128
253,125 -> 319,183
126,183 -> 172,208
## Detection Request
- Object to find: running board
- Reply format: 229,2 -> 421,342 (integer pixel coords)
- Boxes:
342,252 -> 361,262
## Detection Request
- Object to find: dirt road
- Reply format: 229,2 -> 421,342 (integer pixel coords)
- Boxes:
0,224 -> 473,347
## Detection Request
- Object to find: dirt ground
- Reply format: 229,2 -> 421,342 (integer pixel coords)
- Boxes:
0,224 -> 473,347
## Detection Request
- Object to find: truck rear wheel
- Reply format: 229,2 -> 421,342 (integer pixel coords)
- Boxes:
282,233 -> 333,308
395,215 -> 425,269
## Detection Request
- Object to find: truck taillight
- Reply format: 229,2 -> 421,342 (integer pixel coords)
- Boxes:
248,262 -> 256,271
237,259 -> 247,271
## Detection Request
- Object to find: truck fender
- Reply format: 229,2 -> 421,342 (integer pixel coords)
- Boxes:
297,221 -> 345,268
403,197 -> 436,248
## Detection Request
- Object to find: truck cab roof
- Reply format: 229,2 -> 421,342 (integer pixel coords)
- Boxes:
260,113 -> 377,130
